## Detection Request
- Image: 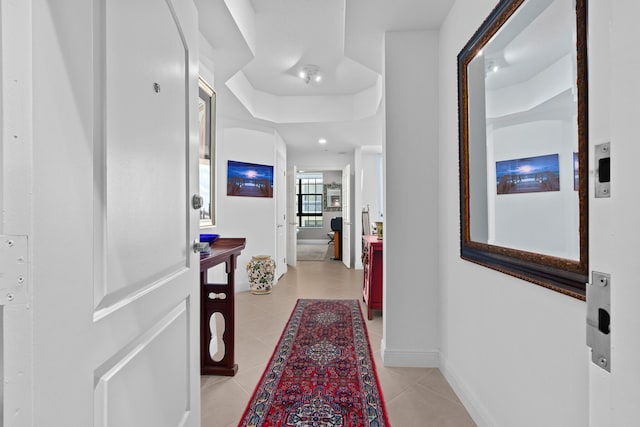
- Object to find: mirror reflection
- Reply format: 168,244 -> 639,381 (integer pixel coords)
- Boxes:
467,0 -> 578,259
198,77 -> 216,226
459,0 -> 588,298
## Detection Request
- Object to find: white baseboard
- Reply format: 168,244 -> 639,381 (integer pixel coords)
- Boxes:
380,338 -> 440,367
378,341 -> 495,427
439,356 -> 496,427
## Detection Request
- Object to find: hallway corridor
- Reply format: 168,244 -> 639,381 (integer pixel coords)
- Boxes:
201,259 -> 475,426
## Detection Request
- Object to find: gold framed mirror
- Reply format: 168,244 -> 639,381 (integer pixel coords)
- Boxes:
323,183 -> 342,212
198,77 -> 216,227
458,0 -> 588,298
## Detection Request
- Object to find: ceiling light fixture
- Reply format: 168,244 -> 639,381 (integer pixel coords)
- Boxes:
318,138 -> 327,144
299,64 -> 321,84
486,60 -> 499,74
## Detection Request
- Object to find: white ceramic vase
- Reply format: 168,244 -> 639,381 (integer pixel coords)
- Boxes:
246,255 -> 275,295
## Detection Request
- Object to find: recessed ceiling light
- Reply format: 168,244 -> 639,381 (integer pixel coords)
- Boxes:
318,138 -> 327,144
299,71 -> 306,79
315,75 -> 322,82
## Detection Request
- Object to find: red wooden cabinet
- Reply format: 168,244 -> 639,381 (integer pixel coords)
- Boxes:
362,235 -> 383,320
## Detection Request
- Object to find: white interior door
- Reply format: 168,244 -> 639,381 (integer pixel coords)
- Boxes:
276,152 -> 287,278
342,165 -> 352,268
287,165 -> 298,267
1,1 -> 34,423
29,1 -> 200,425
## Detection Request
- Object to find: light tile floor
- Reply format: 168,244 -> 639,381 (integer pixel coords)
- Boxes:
201,257 -> 476,427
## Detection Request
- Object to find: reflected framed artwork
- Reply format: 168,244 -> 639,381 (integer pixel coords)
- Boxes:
496,154 -> 560,195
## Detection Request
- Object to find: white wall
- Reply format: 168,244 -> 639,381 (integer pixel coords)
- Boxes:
288,148 -> 353,171
199,34 -> 216,89
205,120 -> 281,292
382,30 -> 440,367
361,151 -> 383,224
588,1 -> 640,424
437,1 -> 588,426
354,149 -> 383,270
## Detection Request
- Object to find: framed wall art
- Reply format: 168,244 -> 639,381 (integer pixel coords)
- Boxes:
227,160 -> 274,198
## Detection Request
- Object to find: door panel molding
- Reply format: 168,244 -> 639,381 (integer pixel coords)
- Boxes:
93,0 -> 190,313
94,301 -> 191,427
93,265 -> 188,321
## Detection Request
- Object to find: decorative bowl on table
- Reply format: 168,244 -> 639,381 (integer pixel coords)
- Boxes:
199,233 -> 220,244
198,234 -> 219,255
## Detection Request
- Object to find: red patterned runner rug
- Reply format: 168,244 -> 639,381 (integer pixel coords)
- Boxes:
238,299 -> 390,426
